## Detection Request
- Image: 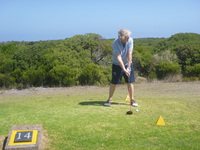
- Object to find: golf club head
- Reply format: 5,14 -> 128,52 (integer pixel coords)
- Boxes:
126,110 -> 133,115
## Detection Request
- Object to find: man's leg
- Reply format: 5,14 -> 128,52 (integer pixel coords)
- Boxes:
127,83 -> 138,107
104,84 -> 116,106
128,83 -> 133,111
127,83 -> 134,100
104,64 -> 122,106
108,83 -> 116,102
124,63 -> 138,107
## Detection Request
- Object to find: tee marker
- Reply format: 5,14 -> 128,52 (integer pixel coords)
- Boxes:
125,95 -> 130,101
156,116 -> 166,126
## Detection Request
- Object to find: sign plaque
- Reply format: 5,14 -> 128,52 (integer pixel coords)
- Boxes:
9,130 -> 38,145
14,131 -> 33,142
4,124 -> 43,150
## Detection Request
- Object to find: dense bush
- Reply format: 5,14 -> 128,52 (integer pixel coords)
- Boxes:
0,33 -> 199,88
155,61 -> 181,79
133,46 -> 155,77
49,65 -> 78,86
185,63 -> 200,78
153,33 -> 200,78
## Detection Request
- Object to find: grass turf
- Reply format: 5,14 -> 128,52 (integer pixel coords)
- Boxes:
0,82 -> 199,149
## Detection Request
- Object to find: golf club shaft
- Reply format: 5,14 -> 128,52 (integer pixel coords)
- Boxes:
128,74 -> 132,111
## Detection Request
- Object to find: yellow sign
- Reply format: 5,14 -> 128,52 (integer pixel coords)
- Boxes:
9,130 -> 38,146
156,116 -> 166,126
125,95 -> 130,101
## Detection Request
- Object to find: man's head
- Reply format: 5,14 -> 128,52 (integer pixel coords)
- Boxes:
118,29 -> 131,43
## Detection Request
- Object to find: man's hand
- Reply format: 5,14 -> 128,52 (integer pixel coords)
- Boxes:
127,67 -> 131,73
116,54 -> 131,76
124,68 -> 130,77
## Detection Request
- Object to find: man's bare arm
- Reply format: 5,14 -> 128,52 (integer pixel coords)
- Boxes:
116,54 -> 130,76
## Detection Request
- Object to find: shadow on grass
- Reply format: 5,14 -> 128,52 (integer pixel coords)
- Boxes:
2,136 -> 8,150
79,101 -> 127,106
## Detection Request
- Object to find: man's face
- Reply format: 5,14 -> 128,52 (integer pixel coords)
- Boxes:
121,36 -> 129,43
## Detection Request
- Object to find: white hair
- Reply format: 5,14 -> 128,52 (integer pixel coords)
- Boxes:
118,29 -> 131,40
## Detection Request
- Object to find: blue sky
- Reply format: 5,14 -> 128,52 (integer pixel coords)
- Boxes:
0,0 -> 200,42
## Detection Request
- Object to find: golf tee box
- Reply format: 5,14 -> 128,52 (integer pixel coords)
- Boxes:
5,124 -> 43,150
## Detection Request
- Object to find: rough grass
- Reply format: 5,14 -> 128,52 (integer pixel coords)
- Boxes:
0,82 -> 199,150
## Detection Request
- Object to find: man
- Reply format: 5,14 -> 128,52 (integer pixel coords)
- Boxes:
104,29 -> 138,107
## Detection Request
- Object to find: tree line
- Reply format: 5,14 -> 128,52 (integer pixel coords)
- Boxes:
0,33 -> 199,88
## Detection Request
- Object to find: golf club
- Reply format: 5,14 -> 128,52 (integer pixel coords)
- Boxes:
126,110 -> 133,115
126,67 -> 133,115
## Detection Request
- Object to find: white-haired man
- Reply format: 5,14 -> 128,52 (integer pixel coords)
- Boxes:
104,29 -> 138,107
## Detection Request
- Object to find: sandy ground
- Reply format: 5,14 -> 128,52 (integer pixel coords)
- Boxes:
0,81 -> 199,98
0,86 -> 105,98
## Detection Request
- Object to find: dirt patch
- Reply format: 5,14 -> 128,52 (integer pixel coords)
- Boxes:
0,86 -> 107,98
41,129 -> 52,150
0,82 -> 200,99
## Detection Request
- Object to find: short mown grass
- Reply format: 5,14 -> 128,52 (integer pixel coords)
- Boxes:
0,82 -> 200,150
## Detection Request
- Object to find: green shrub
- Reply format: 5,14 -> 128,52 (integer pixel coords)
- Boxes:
149,72 -> 157,79
79,63 -> 101,85
156,61 -> 181,79
185,63 -> 200,77
0,74 -> 15,88
49,65 -> 79,86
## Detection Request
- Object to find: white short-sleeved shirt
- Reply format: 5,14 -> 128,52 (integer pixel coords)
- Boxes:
112,37 -> 133,66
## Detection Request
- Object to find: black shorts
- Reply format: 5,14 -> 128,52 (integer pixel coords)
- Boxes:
111,63 -> 135,84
